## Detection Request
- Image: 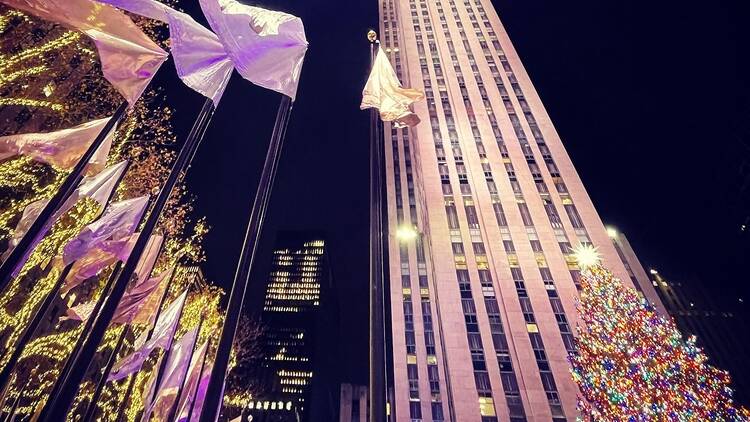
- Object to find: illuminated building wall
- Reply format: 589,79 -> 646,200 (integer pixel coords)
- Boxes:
248,233 -> 337,422
378,0 -> 650,420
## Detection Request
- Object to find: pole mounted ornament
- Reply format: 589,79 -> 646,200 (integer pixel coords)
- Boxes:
368,29 -> 377,43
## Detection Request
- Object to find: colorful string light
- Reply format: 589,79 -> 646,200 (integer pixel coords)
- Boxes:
569,265 -> 750,421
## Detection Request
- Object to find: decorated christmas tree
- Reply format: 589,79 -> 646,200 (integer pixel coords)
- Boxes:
569,247 -> 749,421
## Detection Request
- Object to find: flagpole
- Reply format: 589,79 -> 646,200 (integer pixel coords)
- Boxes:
0,262 -> 73,390
0,373 -> 16,420
115,263 -> 179,421
185,337 -> 212,422
39,262 -> 124,408
0,158 -> 132,392
145,283 -> 193,409
1,370 -> 32,422
39,96 -> 217,420
199,95 -> 293,422
80,324 -> 129,422
167,315 -> 205,421
0,101 -> 128,292
367,30 -> 387,422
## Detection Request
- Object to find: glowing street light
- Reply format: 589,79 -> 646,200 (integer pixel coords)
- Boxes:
396,225 -> 419,242
606,227 -> 618,238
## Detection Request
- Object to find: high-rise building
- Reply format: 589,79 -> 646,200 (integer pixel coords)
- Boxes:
647,270 -> 750,405
377,0 -> 650,420
247,233 -> 338,422
604,228 -> 749,404
603,227 -> 667,316
340,383 -> 369,422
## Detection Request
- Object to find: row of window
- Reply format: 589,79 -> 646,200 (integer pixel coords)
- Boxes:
384,3 -> 446,421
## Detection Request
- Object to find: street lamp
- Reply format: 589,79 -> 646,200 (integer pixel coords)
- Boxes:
396,225 -> 419,242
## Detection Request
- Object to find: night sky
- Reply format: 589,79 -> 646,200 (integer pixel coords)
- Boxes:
161,0 -> 750,386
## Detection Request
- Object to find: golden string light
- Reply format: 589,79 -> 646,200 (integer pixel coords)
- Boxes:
0,7 -> 230,420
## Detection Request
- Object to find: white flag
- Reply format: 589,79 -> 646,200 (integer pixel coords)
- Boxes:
143,327 -> 199,421
7,161 -> 127,253
64,234 -> 163,321
63,232 -> 136,293
62,196 -> 148,265
199,0 -> 308,100
174,340 -> 208,421
109,290 -> 187,382
361,47 -> 424,128
0,117 -> 111,170
97,0 -> 234,105
1,0 -> 168,105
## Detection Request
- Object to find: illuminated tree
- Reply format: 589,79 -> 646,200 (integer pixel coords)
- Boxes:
570,264 -> 750,421
222,316 -> 268,419
0,5 -> 226,420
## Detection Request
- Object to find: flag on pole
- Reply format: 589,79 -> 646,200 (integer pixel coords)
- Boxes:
0,0 -> 168,105
143,327 -> 199,421
63,160 -> 130,214
109,290 -> 187,381
198,0 -> 308,100
63,233 -> 136,293
62,196 -> 149,265
361,47 -> 424,128
87,125 -> 117,175
6,199 -> 48,254
0,117 -> 115,170
6,160 -> 127,255
97,0 -> 234,105
174,340 -> 209,421
130,266 -> 174,325
111,247 -> 170,324
64,234 -> 163,321
185,360 -> 213,421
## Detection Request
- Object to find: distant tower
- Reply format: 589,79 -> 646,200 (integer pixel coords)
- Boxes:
248,233 -> 337,421
648,269 -> 750,405
377,0 -> 654,420
340,383 -> 369,422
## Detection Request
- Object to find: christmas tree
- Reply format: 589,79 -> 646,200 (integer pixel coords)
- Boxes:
569,251 -> 749,421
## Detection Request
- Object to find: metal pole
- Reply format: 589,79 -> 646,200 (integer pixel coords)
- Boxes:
0,102 -> 128,291
185,337 -> 212,422
145,284 -> 192,408
40,97 -> 216,420
367,31 -> 387,422
115,264 -> 179,420
199,95 -> 293,422
80,324 -> 129,422
166,315 -> 204,421
0,157 -> 131,392
0,262 -> 73,390
2,377 -> 29,422
41,262 -> 123,411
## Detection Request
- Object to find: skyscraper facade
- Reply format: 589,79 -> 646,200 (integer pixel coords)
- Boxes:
248,233 -> 337,422
378,0 -> 645,420
604,227 -> 666,316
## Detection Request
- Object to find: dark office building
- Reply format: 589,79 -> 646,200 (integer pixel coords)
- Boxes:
247,232 -> 339,422
647,269 -> 750,406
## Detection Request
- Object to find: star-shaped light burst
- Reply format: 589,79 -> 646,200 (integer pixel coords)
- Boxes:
573,243 -> 601,269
